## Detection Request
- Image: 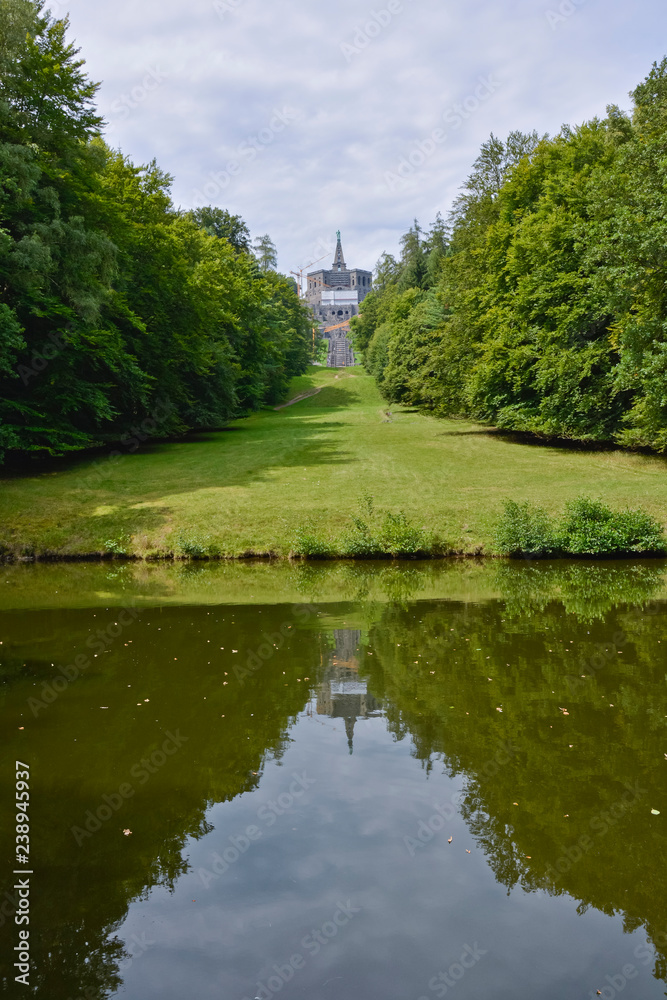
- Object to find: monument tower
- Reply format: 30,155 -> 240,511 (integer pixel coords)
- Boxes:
305,232 -> 373,326
305,232 -> 373,367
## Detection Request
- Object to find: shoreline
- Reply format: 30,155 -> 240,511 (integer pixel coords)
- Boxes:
2,548 -> 666,565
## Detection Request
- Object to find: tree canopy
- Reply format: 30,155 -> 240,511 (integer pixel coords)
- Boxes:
353,60 -> 667,452
0,0 -> 313,462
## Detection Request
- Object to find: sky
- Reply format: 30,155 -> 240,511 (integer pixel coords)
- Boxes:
50,0 -> 667,283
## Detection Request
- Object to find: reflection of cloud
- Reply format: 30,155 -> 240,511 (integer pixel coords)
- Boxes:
59,0 -> 666,273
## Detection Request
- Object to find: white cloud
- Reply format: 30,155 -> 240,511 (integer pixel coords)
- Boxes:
56,0 -> 667,275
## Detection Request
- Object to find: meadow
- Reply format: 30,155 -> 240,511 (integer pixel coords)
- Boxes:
1,367 -> 666,560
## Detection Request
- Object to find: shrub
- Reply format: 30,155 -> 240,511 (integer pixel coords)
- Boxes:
103,535 -> 131,557
494,501 -> 558,558
341,493 -> 427,557
558,497 -> 666,555
177,533 -> 215,559
378,512 -> 427,556
495,497 -> 666,558
341,493 -> 380,556
291,524 -> 332,558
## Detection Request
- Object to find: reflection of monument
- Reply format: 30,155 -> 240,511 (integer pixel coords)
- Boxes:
317,630 -> 382,753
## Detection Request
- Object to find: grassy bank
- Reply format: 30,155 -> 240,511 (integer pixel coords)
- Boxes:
1,367 -> 666,560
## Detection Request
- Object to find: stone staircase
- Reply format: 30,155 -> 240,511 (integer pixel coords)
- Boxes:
327,332 -> 356,368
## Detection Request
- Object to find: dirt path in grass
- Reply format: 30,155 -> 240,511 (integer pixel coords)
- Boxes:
274,387 -> 323,410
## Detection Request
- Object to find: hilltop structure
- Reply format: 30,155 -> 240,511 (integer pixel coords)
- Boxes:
306,232 -> 372,366
306,232 -> 373,326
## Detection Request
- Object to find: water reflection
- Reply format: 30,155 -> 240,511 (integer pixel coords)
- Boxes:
0,562 -> 665,998
316,630 -> 383,753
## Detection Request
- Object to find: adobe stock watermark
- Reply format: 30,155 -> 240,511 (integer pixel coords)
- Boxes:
118,931 -> 155,974
213,0 -> 246,19
109,67 -> 168,121
17,330 -> 69,385
70,730 -> 188,845
234,603 -> 318,686
341,0 -> 404,63
417,942 -> 488,998
28,605 -> 142,717
74,396 -> 176,494
192,107 -> 300,205
590,932 -> 666,1000
545,0 -> 588,30
544,780 -> 646,881
240,900 -> 361,1000
565,599 -> 660,695
197,771 -> 316,888
404,742 -> 516,857
385,75 -> 502,192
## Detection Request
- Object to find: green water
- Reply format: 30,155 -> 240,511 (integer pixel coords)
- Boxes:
1,560 -> 666,999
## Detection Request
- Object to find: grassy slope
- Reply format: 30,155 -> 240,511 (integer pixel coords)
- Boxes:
1,366 -> 666,558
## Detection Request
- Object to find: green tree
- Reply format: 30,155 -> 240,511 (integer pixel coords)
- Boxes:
187,206 -> 251,253
253,233 -> 277,272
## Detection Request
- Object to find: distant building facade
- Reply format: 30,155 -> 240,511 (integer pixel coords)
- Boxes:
306,232 -> 373,327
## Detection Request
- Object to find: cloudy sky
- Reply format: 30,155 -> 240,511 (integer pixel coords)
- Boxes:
51,0 -> 667,281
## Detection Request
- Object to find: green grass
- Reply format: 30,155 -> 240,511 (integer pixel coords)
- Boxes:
1,366 -> 666,559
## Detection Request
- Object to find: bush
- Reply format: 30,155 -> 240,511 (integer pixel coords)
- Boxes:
176,533 -> 218,559
558,497 -> 666,555
494,501 -> 558,558
103,535 -> 131,557
341,493 -> 380,556
341,493 -> 427,557
495,497 -> 666,558
291,524 -> 332,558
295,493 -> 428,558
378,512 -> 427,556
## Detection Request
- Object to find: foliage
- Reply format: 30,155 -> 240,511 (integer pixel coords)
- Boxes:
495,497 -> 666,557
253,233 -> 278,272
291,493 -> 430,559
176,532 -> 220,559
0,3 -> 312,463
558,497 -> 666,555
360,59 -> 667,452
340,493 -> 429,557
186,206 -> 251,253
494,500 -> 558,557
291,523 -> 332,558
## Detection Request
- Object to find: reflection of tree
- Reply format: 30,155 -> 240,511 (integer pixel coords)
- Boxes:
0,605 -> 324,998
494,560 -> 666,620
360,596 -> 667,982
1,562 -> 666,995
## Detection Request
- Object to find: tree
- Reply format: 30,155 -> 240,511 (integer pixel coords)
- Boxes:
187,206 -> 251,253
0,5 -> 312,462
397,219 -> 427,291
253,233 -> 277,272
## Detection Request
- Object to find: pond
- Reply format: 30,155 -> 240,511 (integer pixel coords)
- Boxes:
1,559 -> 666,999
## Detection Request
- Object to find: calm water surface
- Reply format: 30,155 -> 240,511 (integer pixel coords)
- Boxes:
1,560 -> 666,999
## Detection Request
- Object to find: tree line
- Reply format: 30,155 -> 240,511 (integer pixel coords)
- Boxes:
353,59 -> 667,452
0,0 -> 313,463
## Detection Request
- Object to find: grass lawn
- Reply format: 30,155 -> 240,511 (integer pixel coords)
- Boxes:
1,366 -> 666,559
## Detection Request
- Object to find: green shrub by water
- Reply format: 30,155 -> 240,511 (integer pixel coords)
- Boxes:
495,497 -> 666,558
558,498 -> 665,555
493,501 -> 558,558
292,493 -> 430,558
